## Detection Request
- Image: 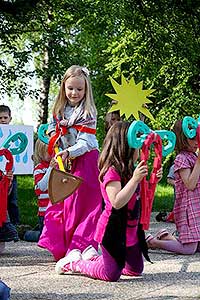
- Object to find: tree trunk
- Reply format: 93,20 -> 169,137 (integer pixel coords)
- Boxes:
37,42 -> 52,128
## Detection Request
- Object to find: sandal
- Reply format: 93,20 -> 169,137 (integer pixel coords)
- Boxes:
145,234 -> 154,243
145,234 -> 156,249
155,229 -> 169,240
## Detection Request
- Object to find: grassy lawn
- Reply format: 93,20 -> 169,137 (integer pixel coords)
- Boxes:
17,175 -> 174,227
17,175 -> 38,227
153,183 -> 174,212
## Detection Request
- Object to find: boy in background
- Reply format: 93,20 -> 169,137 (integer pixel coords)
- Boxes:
0,104 -> 19,247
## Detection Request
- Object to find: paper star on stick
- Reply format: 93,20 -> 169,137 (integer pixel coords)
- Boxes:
106,75 -> 155,121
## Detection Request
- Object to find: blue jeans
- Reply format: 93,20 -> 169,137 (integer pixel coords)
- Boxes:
23,216 -> 44,242
8,175 -> 20,225
0,281 -> 10,300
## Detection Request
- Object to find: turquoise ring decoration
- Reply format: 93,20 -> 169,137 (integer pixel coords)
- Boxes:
155,130 -> 176,157
38,124 -> 49,145
127,120 -> 150,149
2,132 -> 28,155
182,116 -> 197,139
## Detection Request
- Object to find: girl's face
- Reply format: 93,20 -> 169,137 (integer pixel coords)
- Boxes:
186,136 -> 198,152
65,76 -> 85,106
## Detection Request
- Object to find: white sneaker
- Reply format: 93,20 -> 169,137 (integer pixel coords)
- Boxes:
0,242 -> 5,254
82,245 -> 99,260
55,249 -> 82,275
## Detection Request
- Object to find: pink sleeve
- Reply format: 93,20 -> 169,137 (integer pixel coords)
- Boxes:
174,153 -> 193,173
102,167 -> 121,189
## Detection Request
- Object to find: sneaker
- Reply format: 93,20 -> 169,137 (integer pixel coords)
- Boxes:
155,212 -> 167,222
82,245 -> 99,260
0,222 -> 19,242
55,249 -> 82,275
0,242 -> 5,254
16,224 -> 32,240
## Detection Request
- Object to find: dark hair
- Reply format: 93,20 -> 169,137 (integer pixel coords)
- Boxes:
105,110 -> 121,133
98,121 -> 136,182
172,120 -> 191,154
0,105 -> 11,116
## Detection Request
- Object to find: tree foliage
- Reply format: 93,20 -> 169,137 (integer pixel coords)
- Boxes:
0,0 -> 199,141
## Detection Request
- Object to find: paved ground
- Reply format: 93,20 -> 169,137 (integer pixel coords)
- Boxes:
1,214 -> 200,300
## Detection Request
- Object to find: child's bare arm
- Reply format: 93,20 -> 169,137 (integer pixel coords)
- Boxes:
179,155 -> 200,190
107,160 -> 148,209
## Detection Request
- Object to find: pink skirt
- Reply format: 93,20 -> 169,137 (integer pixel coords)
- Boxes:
38,150 -> 102,261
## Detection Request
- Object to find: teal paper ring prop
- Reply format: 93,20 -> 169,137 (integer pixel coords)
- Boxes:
2,132 -> 28,155
127,120 -> 150,149
182,116 -> 197,139
38,124 -> 49,145
155,130 -> 176,157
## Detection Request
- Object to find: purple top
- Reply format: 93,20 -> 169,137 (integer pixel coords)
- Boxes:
95,167 -> 139,246
174,151 -> 200,243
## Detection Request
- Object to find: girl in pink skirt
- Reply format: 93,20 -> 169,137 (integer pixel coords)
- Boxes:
38,65 -> 102,261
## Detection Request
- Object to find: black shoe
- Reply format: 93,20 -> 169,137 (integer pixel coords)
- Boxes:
155,212 -> 167,222
0,222 -> 19,242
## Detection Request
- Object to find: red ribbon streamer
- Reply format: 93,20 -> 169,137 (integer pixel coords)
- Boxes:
48,118 -> 96,156
140,132 -> 162,230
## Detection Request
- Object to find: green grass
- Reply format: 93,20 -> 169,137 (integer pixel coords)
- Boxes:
153,183 -> 174,212
17,175 -> 38,227
17,176 -> 175,227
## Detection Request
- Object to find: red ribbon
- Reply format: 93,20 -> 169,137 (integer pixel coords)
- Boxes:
0,149 -> 13,227
48,118 -> 96,156
196,125 -> 200,148
140,132 -> 162,230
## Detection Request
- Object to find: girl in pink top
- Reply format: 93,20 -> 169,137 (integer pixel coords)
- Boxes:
55,121 -> 162,281
147,120 -> 200,254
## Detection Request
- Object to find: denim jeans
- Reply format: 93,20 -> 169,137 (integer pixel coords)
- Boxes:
0,281 -> 10,300
23,216 -> 44,242
8,175 -> 20,225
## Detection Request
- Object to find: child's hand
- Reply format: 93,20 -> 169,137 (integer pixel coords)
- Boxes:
55,149 -> 69,161
60,119 -> 68,127
156,166 -> 163,182
133,160 -> 148,183
50,157 -> 58,168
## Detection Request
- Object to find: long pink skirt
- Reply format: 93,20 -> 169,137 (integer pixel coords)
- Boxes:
38,150 -> 102,261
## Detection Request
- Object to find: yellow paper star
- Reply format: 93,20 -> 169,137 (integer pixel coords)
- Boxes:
106,75 -> 155,120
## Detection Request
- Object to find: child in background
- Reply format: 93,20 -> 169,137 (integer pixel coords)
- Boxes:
155,163 -> 175,223
105,110 -> 121,133
0,168 -> 19,252
38,65 -> 102,261
0,104 -> 20,226
147,119 -> 200,254
55,121 -> 162,281
23,139 -> 57,242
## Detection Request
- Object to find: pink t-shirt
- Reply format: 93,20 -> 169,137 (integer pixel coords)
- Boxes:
95,167 -> 139,246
